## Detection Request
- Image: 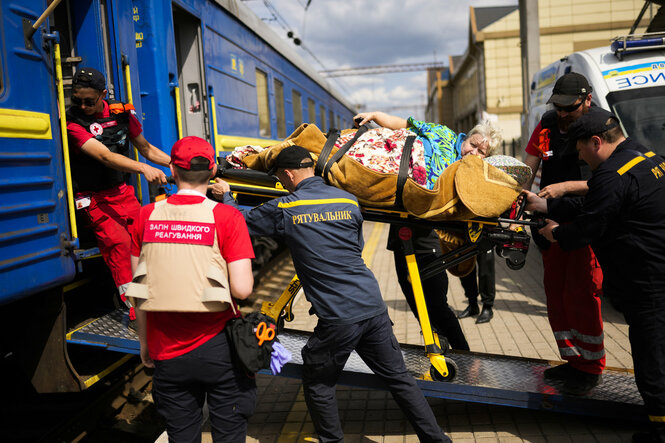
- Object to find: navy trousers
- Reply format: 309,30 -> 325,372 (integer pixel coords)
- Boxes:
393,250 -> 470,351
152,331 -> 257,443
301,311 -> 451,443
622,295 -> 665,442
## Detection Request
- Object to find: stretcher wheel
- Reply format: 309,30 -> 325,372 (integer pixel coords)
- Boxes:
505,256 -> 525,270
430,357 -> 458,382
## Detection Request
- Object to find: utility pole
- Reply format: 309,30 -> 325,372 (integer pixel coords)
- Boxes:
519,0 -> 540,151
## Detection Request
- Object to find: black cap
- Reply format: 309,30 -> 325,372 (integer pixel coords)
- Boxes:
547,72 -> 592,106
267,145 -> 314,175
72,67 -> 106,91
567,107 -> 620,150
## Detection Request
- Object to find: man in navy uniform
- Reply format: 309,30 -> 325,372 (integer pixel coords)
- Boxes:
525,108 -> 665,442
212,145 -> 450,443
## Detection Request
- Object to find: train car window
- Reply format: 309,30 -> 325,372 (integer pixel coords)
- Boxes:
320,105 -> 326,131
335,114 -> 341,130
329,110 -> 334,130
274,79 -> 286,139
256,69 -> 271,137
307,99 -> 316,125
292,90 -> 303,127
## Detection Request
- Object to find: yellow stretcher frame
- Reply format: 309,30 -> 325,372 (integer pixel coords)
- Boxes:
222,174 -> 533,382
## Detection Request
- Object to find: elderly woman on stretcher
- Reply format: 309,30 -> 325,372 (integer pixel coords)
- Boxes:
221,111 -> 531,221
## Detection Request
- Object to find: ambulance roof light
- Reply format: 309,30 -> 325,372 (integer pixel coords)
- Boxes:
611,32 -> 665,60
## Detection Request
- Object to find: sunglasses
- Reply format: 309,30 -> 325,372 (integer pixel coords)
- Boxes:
554,100 -> 584,113
71,95 -> 101,107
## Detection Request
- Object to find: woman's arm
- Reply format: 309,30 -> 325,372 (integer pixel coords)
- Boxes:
353,111 -> 407,129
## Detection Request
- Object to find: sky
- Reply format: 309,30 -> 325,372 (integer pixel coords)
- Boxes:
241,0 -> 518,120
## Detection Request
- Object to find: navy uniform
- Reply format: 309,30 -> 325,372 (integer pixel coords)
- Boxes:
547,110 -> 665,441
220,146 -> 450,443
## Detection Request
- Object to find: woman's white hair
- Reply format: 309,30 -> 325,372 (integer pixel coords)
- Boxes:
468,119 -> 502,157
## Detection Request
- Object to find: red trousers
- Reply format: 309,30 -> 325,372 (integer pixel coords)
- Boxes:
79,184 -> 141,316
542,243 -> 605,374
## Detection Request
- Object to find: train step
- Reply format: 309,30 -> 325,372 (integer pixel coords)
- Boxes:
66,308 -> 645,422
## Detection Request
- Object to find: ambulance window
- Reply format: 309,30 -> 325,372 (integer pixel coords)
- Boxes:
320,105 -> 326,131
608,86 -> 665,156
292,90 -> 302,128
255,69 -> 271,137
307,98 -> 315,124
274,78 -> 286,139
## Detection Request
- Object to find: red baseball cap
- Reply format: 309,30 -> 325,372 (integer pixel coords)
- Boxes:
170,136 -> 215,170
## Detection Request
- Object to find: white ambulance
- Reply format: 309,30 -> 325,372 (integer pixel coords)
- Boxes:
529,32 -> 665,155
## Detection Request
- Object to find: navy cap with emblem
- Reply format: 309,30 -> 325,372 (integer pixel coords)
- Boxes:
547,72 -> 593,106
72,67 -> 107,91
267,145 -> 314,175
567,107 -> 620,151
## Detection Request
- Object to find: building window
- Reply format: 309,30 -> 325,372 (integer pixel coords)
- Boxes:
320,105 -> 326,131
274,79 -> 286,139
256,69 -> 271,137
292,90 -> 302,128
308,98 -> 316,125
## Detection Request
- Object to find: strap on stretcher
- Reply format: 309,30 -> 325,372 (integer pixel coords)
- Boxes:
316,125 -> 415,210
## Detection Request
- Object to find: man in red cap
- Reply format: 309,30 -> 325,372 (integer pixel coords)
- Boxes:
128,136 -> 256,442
66,67 -> 171,323
523,72 -> 605,395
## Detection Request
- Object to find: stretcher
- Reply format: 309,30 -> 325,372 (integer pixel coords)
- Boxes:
220,167 -> 534,382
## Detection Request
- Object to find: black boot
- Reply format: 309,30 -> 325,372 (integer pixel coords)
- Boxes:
476,304 -> 494,324
458,301 -> 479,319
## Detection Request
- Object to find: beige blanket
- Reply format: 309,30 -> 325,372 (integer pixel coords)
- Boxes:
242,123 -> 523,275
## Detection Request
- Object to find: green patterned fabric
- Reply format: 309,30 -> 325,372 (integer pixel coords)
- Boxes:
407,117 -> 463,189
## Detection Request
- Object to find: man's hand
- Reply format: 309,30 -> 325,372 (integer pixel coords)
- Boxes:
210,177 -> 230,200
140,164 -> 167,184
538,183 -> 567,199
140,344 -> 155,368
538,219 -> 560,243
522,190 -> 548,213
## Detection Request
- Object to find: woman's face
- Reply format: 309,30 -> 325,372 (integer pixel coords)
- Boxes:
460,133 -> 489,158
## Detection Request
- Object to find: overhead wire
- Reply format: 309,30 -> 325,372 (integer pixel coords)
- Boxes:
259,0 -> 354,99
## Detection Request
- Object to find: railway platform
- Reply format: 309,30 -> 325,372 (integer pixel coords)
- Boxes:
234,221 -> 640,442
70,221 -> 641,441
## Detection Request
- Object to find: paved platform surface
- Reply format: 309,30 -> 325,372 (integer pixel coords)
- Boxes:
212,222 -> 640,442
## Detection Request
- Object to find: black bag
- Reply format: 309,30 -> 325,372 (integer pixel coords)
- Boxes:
226,312 -> 277,374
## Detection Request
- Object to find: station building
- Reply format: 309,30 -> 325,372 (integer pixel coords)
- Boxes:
425,0 -> 656,155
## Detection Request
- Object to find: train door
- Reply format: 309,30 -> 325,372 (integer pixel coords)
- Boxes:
51,0 -> 124,105
173,5 -> 209,141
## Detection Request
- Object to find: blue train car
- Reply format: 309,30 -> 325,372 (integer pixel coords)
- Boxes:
1,0 -> 149,300
0,0 -> 151,393
0,0 -> 354,393
132,0 -> 355,153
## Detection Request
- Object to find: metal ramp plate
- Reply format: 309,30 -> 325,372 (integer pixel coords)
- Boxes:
68,310 -> 644,421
